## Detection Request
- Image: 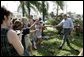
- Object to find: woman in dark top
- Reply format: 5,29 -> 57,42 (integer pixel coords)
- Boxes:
22,27 -> 30,49
22,20 -> 38,48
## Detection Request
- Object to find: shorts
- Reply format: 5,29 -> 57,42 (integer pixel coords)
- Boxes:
30,33 -> 37,41
36,31 -> 42,38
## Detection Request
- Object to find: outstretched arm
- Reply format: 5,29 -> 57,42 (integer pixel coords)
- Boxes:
29,19 -> 38,29
53,19 -> 64,28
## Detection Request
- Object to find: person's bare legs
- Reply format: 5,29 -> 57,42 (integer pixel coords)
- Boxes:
37,38 -> 42,45
33,41 -> 37,49
28,46 -> 33,56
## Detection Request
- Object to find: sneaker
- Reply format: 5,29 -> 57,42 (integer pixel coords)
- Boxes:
33,45 -> 37,50
40,45 -> 44,48
33,55 -> 36,56
33,42 -> 37,50
58,46 -> 62,49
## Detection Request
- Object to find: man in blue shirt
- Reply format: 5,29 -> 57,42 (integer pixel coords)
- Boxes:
55,14 -> 74,49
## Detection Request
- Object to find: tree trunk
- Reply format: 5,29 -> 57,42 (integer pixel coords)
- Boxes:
56,4 -> 59,16
22,6 -> 25,17
21,1 -> 25,17
27,2 -> 30,18
42,1 -> 45,21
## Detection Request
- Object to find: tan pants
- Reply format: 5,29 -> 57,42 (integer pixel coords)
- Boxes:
24,34 -> 32,49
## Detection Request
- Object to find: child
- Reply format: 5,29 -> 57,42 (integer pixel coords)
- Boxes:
35,19 -> 42,46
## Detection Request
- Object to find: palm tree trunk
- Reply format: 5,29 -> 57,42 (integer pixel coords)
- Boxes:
19,1 -> 25,17
42,1 -> 45,21
22,6 -> 25,17
28,7 -> 30,17
28,2 -> 30,17
56,4 -> 59,16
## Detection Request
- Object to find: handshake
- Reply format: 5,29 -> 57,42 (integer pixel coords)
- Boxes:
36,29 -> 39,31
52,25 -> 58,28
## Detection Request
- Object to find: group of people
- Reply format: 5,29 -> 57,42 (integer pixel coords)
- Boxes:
1,7 -> 81,56
1,7 -> 45,56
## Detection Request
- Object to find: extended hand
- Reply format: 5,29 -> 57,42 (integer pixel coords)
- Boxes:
53,25 -> 58,28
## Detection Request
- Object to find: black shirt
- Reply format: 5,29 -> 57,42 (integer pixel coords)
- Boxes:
1,28 -> 19,56
22,27 -> 30,49
22,28 -> 30,36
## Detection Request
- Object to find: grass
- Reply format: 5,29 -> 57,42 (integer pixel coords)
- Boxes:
32,27 -> 83,56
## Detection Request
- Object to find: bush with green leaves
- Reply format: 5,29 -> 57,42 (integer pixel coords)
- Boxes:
46,16 -> 63,34
74,19 -> 83,36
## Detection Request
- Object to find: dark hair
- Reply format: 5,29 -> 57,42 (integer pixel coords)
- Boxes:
39,18 -> 41,21
13,20 -> 23,30
29,15 -> 33,19
30,15 -> 33,18
63,14 -> 67,17
12,18 -> 17,24
33,19 -> 35,22
1,7 -> 11,24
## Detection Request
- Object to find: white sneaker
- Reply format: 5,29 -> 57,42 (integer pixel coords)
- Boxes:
33,42 -> 37,49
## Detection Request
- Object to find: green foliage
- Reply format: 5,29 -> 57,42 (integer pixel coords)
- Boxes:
33,29 -> 83,56
74,19 -> 83,36
46,15 -> 63,34
46,18 -> 61,26
55,1 -> 64,10
74,19 -> 83,27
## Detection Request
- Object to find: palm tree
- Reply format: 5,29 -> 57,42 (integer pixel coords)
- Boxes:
42,1 -> 49,21
25,1 -> 49,21
25,1 -> 30,17
56,1 -> 64,16
38,1 -> 63,21
56,1 -> 64,10
17,1 -> 26,17
52,1 -> 64,16
36,1 -> 49,21
25,1 -> 42,18
18,1 -> 41,18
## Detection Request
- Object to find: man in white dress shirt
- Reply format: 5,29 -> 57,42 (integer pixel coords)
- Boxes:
55,14 -> 74,49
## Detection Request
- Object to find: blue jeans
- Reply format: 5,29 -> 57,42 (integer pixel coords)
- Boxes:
23,48 -> 30,56
60,28 -> 71,47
